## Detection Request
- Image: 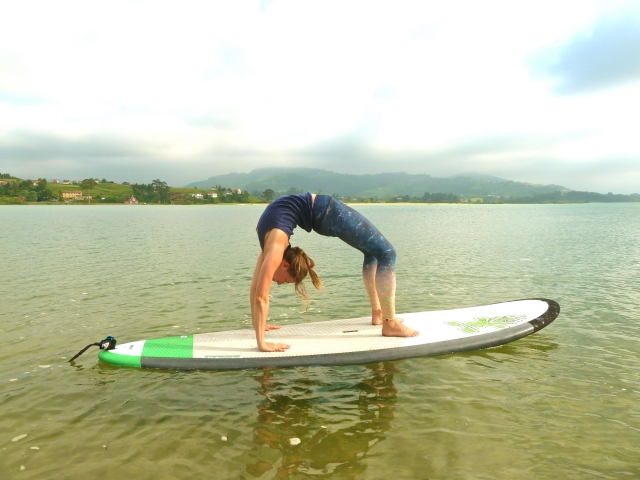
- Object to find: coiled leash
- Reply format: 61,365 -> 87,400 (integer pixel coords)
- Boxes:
68,336 -> 117,362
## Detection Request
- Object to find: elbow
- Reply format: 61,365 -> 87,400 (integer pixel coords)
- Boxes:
253,295 -> 269,310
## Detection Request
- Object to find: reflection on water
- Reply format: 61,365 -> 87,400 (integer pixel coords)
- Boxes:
243,363 -> 398,478
1,204 -> 640,478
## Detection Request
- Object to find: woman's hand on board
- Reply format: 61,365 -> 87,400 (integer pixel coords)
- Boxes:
264,324 -> 282,331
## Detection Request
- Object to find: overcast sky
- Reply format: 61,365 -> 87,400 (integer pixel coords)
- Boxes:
1,0 -> 639,193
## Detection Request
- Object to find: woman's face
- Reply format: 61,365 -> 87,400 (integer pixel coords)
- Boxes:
272,261 -> 295,285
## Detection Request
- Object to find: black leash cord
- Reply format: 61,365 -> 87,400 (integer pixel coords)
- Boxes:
68,342 -> 100,362
68,336 -> 117,363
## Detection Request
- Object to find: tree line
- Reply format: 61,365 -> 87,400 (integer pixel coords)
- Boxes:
0,175 -> 262,205
505,190 -> 640,203
258,187 -> 640,204
3,173 -> 639,205
0,178 -> 53,203
132,179 -> 171,204
172,185 -> 255,204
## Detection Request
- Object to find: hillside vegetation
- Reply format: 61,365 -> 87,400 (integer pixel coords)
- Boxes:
186,168 -> 640,203
0,176 -> 263,204
2,170 -> 638,204
186,168 -> 570,198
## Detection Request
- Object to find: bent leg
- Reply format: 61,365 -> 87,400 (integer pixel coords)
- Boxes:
375,263 -> 396,323
314,198 -> 417,336
376,265 -> 417,337
362,256 -> 383,324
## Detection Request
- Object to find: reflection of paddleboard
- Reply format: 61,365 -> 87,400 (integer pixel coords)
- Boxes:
99,298 -> 559,370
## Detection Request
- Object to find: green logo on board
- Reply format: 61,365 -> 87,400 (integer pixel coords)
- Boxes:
446,315 -> 526,334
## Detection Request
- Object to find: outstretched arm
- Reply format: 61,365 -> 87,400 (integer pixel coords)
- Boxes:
250,229 -> 291,352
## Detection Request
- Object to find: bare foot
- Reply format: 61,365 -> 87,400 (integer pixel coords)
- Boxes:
265,324 -> 281,331
371,310 -> 404,325
381,318 -> 419,337
259,342 -> 290,352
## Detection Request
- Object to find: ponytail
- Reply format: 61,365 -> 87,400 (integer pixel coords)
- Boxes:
283,246 -> 322,308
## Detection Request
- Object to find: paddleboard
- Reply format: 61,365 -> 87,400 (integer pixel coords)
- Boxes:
98,298 -> 559,370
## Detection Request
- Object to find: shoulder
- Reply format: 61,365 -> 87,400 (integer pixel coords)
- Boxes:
263,228 -> 290,252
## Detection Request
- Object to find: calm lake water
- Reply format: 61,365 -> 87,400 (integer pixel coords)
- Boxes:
1,203 -> 639,479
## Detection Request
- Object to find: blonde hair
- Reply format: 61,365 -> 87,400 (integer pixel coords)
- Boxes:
284,246 -> 322,308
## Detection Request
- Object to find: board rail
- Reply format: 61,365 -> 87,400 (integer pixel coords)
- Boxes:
98,298 -> 560,370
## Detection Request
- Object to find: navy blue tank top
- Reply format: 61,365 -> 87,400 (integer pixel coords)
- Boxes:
256,192 -> 314,250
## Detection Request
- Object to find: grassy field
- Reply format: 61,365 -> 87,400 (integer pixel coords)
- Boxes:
1,178 -> 265,204
170,187 -> 212,194
48,182 -> 133,199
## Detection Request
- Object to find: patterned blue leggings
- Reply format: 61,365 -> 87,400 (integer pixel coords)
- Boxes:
312,196 -> 396,272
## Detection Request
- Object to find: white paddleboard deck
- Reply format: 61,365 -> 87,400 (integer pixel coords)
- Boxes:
99,298 -> 559,370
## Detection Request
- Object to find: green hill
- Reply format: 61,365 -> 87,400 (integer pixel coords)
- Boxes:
0,177 -> 263,204
48,182 -> 133,199
3,171 -> 637,204
185,168 -> 571,198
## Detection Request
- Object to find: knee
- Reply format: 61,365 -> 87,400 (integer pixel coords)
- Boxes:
378,244 -> 396,271
363,255 -> 377,270
384,244 -> 396,263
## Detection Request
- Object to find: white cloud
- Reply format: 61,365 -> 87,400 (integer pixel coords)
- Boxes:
0,0 -> 639,193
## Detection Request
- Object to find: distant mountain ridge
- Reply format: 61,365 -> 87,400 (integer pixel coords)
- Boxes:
452,172 -> 508,183
185,168 -> 570,198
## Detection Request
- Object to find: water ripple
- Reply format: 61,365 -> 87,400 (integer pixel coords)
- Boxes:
1,204 -> 639,478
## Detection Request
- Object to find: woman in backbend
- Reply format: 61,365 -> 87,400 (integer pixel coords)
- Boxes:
251,192 -> 419,352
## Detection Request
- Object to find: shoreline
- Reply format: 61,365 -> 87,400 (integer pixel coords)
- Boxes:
0,202 -> 268,206
3,201 -> 638,206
